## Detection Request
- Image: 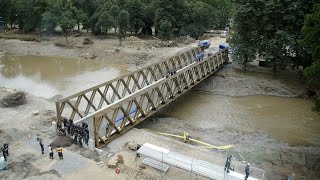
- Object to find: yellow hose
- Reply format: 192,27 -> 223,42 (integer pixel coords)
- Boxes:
157,132 -> 234,150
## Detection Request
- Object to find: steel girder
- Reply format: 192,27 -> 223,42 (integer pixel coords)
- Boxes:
93,50 -> 228,148
55,47 -> 228,148
55,47 -> 202,126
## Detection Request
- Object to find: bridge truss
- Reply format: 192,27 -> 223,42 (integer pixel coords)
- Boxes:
56,47 -> 228,148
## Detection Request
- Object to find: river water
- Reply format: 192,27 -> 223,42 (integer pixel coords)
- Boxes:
0,53 -> 319,146
0,53 -> 128,99
163,91 -> 320,146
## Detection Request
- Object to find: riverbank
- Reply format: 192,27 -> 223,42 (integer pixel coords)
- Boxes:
196,63 -> 306,97
138,63 -> 320,179
1,35 -> 319,179
0,32 -> 197,70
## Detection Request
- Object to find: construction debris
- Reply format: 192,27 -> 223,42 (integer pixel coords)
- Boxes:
83,38 -> 94,45
33,110 -> 39,115
1,91 -> 26,107
96,161 -> 105,167
108,156 -> 118,168
148,40 -> 178,48
128,141 -> 141,151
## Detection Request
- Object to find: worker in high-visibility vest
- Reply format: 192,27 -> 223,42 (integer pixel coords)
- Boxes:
56,146 -> 63,160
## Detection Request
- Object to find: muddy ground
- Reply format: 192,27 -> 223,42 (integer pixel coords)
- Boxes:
0,34 -> 319,179
138,63 -> 320,179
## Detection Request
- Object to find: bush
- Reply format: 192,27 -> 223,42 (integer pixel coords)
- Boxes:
159,20 -> 173,40
1,91 -> 27,107
83,38 -> 94,45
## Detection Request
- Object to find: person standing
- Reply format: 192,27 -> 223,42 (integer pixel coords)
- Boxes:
84,128 -> 89,146
48,145 -> 54,159
63,117 -> 68,129
224,155 -> 233,173
1,147 -> 7,161
39,139 -> 45,154
56,146 -> 63,160
78,134 -> 83,147
3,142 -> 9,156
68,119 -> 72,135
244,163 -> 250,180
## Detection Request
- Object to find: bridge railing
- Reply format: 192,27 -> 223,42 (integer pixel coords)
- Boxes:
91,49 -> 228,148
56,47 -> 201,126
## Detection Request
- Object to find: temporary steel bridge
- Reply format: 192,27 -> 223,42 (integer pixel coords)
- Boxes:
56,47 -> 228,148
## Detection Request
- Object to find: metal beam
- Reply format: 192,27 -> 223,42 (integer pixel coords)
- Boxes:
56,48 -> 228,148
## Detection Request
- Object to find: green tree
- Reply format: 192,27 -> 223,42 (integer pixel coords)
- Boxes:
73,0 -> 98,32
258,0 -> 318,72
117,0 -> 127,9
73,7 -> 88,32
42,1 -> 61,32
34,0 -> 48,37
229,0 -> 264,71
118,9 -> 130,45
231,0 -> 318,73
52,1 -> 77,42
181,1 -> 212,39
15,0 -> 38,32
96,11 -> 115,36
301,3 -> 320,112
0,0 -> 15,29
143,4 -> 155,27
89,12 -> 101,35
125,0 -> 145,35
200,0 -> 233,29
110,5 -> 120,34
158,19 -> 172,40
154,0 -> 186,38
59,9 -> 77,43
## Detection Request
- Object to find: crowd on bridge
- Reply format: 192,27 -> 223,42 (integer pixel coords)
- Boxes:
58,117 -> 90,147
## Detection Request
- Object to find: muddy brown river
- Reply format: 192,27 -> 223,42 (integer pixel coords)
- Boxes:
163,92 -> 320,146
0,53 -> 128,98
1,53 -> 319,146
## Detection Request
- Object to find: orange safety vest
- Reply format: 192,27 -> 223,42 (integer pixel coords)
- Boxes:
56,148 -> 62,153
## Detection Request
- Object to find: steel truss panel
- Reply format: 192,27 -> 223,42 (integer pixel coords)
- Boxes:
56,49 -> 228,148
56,47 -> 202,126
92,50 -> 228,148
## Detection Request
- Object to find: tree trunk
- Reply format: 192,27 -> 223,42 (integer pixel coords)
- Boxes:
119,37 -> 122,46
38,23 -> 42,40
78,23 -> 80,32
242,56 -> 248,73
243,64 -> 247,73
65,30 -> 69,43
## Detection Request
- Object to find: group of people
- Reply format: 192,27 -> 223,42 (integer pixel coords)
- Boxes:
224,154 -> 251,180
37,138 -> 64,160
1,142 -> 9,161
58,117 -> 90,147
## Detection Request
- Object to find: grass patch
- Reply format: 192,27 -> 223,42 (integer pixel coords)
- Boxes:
237,151 -> 278,164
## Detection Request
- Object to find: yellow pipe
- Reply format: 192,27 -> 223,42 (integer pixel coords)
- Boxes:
157,132 -> 234,150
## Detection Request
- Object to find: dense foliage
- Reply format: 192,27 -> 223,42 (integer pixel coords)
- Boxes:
230,0 -> 320,112
0,0 -> 234,40
301,3 -> 320,112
